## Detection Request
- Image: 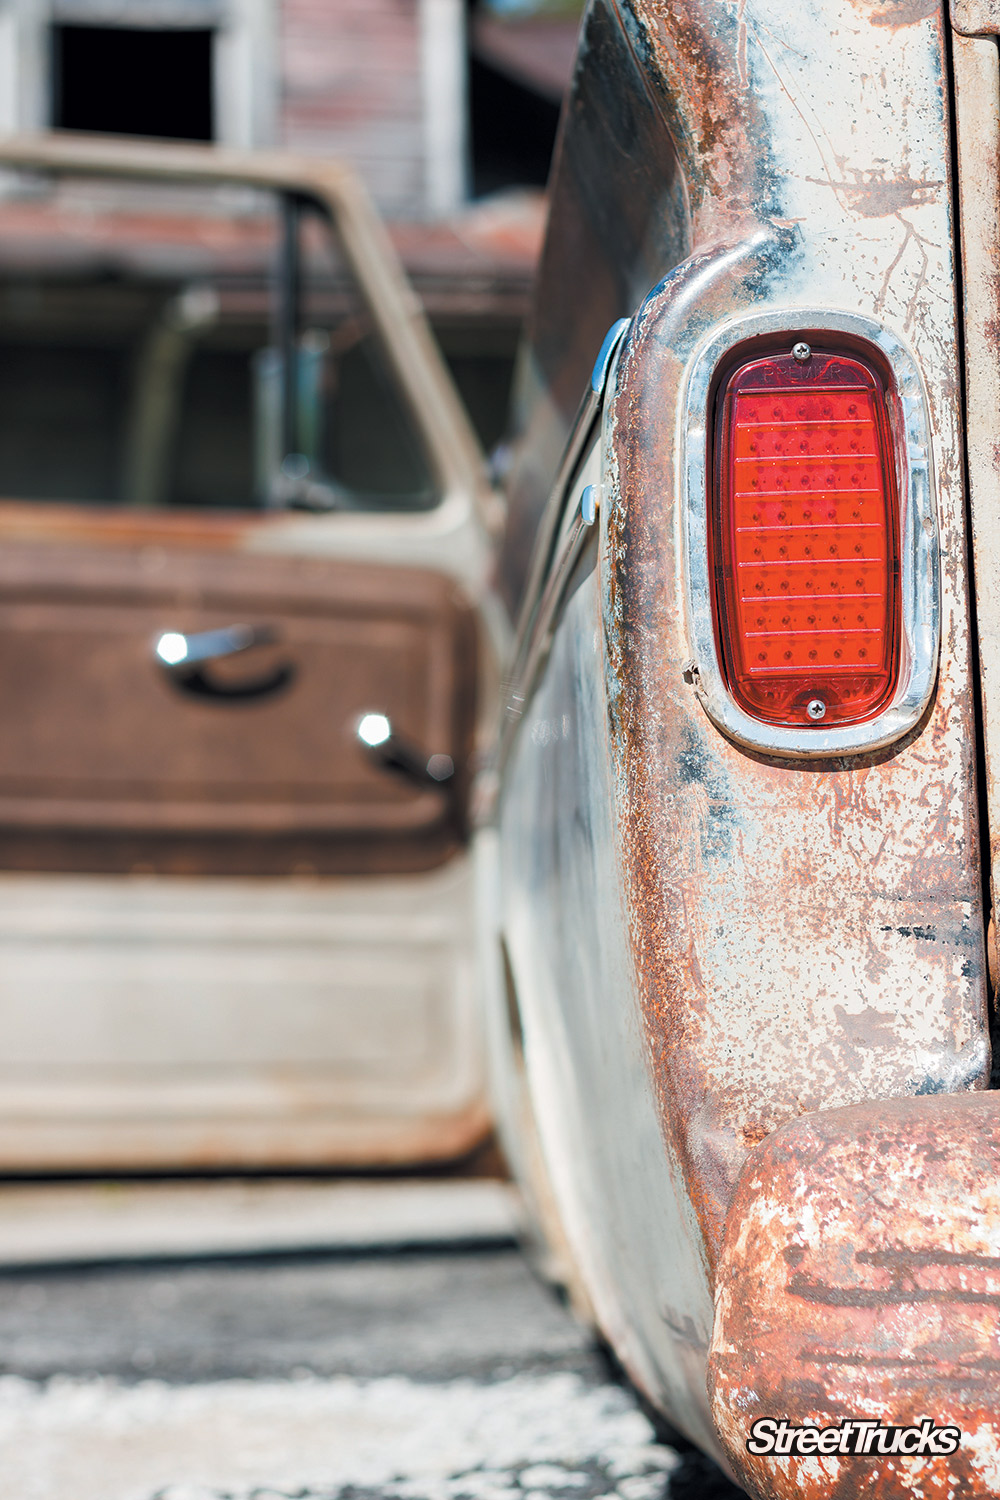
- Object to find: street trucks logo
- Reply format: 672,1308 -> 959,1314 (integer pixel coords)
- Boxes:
747,1419 -> 961,1457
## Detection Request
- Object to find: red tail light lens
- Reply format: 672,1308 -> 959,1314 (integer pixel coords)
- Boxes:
711,348 -> 901,729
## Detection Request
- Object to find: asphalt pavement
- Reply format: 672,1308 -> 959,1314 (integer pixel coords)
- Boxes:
0,1241 -> 744,1500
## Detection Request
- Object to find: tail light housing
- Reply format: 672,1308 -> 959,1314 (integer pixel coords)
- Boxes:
711,347 -> 900,729
681,316 -> 939,759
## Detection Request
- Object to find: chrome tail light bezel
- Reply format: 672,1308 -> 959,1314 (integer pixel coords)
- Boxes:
680,310 -> 940,759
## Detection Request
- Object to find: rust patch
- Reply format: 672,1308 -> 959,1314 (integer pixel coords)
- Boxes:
863,0 -> 939,25
809,174 -> 945,218
709,1094 -> 1000,1498
0,499 -> 264,551
622,0 -> 769,235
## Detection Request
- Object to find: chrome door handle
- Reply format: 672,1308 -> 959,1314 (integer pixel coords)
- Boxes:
154,624 -> 278,668
153,625 -> 294,702
356,713 -> 455,788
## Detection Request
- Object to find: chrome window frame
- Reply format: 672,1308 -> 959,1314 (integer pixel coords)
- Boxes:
679,308 -> 940,759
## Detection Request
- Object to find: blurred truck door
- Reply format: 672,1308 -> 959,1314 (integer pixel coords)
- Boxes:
0,135 -> 502,1170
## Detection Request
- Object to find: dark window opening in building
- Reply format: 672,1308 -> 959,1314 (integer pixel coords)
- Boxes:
466,0 -> 580,196
53,26 -> 214,142
467,56 -> 561,196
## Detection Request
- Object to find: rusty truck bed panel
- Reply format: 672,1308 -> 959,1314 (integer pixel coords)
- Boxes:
492,0 -> 990,1469
598,0 -> 986,1255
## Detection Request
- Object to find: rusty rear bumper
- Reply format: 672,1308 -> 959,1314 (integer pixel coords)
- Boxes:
708,1092 -> 1000,1497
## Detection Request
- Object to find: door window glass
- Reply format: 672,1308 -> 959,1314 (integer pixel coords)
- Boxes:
0,172 -> 438,513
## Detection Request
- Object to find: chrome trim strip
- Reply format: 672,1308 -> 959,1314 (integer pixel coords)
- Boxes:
512,318 -> 631,658
591,318 -> 631,395
500,483 -> 599,765
680,309 -> 940,759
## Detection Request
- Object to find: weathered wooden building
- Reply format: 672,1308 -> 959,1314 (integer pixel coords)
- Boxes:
2,0 -> 457,219
0,0 -> 578,217
0,0 -> 583,449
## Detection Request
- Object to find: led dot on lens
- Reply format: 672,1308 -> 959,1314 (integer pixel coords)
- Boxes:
859,648 -> 867,659
809,650 -> 818,660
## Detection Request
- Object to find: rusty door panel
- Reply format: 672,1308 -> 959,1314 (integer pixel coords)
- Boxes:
0,136 -> 498,1174
0,535 -> 475,875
